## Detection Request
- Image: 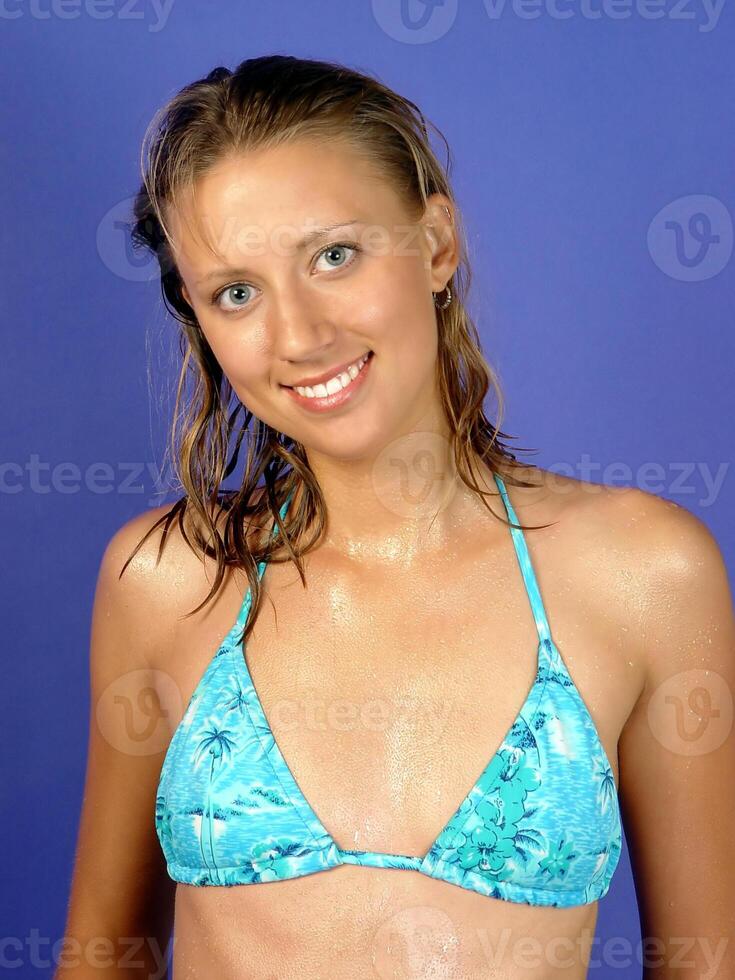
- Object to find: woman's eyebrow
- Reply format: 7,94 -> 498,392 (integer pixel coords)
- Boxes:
195,219 -> 363,285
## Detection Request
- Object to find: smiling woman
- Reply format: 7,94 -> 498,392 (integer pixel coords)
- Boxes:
57,54 -> 735,980
125,54 -> 535,627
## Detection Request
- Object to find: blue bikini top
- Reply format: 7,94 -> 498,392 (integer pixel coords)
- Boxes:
155,472 -> 622,907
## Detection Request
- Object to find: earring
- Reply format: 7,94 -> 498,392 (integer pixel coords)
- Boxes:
433,285 -> 452,310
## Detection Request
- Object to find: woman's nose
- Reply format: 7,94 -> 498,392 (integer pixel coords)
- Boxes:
267,278 -> 338,359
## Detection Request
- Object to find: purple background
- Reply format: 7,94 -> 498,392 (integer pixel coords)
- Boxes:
2,2 -> 733,977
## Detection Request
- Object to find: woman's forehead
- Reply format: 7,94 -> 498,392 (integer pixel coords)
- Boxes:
168,159 -> 408,263
176,140 -> 399,217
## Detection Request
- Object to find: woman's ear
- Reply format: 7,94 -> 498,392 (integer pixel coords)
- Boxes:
421,195 -> 459,290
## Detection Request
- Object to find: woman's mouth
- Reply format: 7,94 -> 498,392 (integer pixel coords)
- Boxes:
282,350 -> 374,414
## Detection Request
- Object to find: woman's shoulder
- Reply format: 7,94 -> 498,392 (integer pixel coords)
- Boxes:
100,501 -> 208,585
93,497 -> 247,669
500,461 -> 729,649
95,488 -> 273,638
498,460 -> 717,556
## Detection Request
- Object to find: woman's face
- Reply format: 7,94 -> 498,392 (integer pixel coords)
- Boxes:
172,138 -> 457,462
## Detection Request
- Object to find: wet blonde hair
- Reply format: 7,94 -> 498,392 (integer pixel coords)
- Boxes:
125,54 -> 538,643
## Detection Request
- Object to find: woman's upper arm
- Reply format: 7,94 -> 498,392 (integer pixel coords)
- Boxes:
616,492 -> 735,978
56,509 -> 178,978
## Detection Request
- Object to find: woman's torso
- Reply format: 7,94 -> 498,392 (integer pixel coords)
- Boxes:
153,465 -> 644,978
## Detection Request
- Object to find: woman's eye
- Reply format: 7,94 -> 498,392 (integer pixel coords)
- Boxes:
212,243 -> 360,315
314,242 -> 359,272
214,283 -> 254,313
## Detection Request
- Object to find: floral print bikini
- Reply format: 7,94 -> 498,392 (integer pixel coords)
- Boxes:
155,471 -> 623,907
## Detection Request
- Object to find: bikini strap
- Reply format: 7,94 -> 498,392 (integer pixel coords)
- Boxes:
492,472 -> 552,646
234,488 -> 295,631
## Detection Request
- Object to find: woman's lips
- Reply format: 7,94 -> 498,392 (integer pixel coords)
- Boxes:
283,351 -> 374,414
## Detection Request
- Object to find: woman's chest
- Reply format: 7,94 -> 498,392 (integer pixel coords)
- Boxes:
159,524 -> 640,979
166,539 -> 639,861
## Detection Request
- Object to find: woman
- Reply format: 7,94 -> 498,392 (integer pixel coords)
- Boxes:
58,55 -> 734,979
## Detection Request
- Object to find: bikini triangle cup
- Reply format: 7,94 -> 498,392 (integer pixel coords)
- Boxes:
155,472 -> 623,907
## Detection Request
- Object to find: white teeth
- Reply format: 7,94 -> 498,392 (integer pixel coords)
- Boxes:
294,352 -> 370,398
